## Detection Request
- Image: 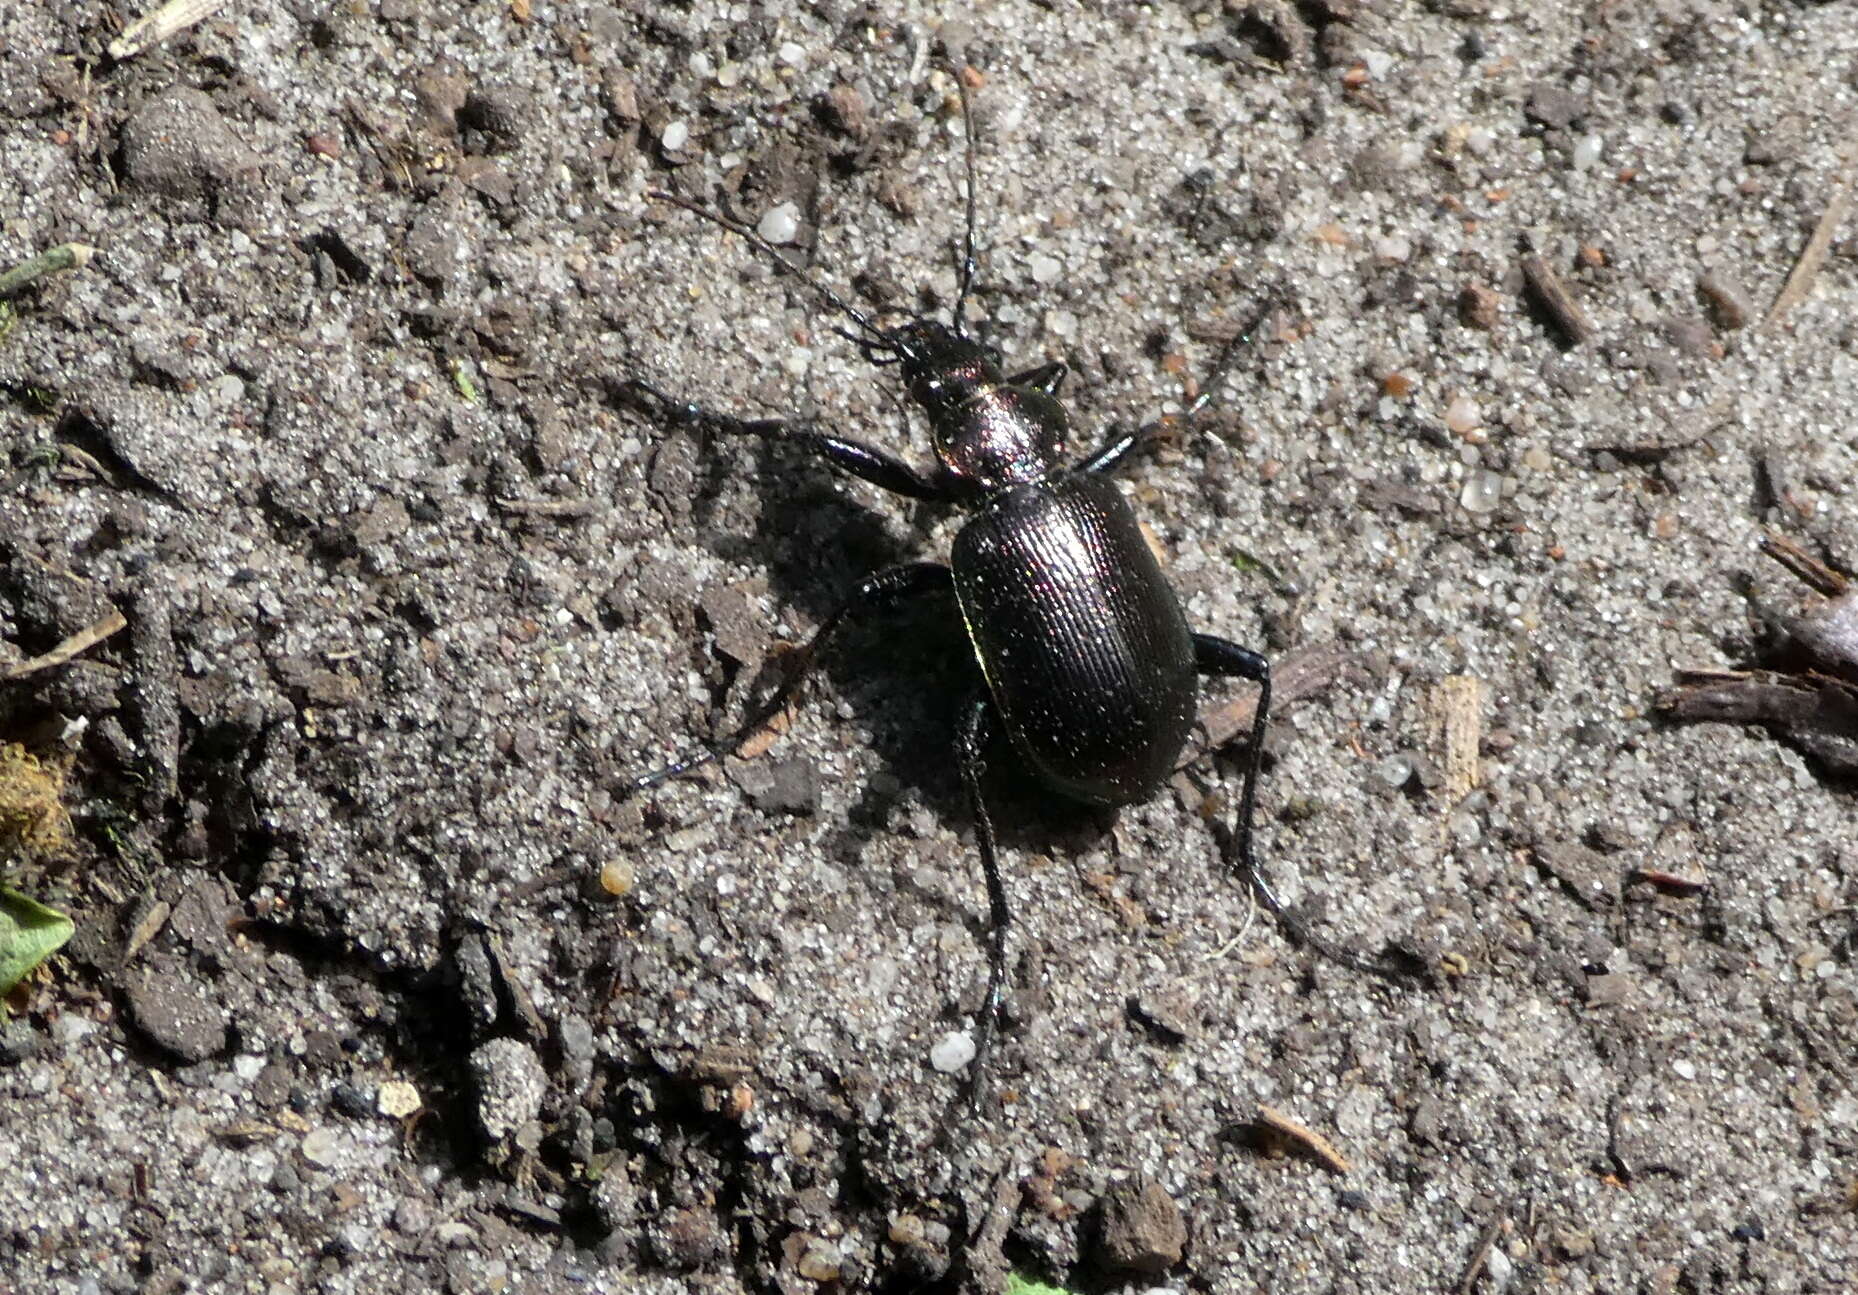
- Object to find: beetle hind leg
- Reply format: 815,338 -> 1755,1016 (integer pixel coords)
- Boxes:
955,692 -> 1011,1107
1193,633 -> 1415,981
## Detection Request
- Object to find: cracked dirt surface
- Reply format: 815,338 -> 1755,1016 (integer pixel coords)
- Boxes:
2,2 -> 1857,1293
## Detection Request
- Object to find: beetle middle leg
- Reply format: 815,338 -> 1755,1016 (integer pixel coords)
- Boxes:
1194,632 -> 1410,978
631,562 -> 954,791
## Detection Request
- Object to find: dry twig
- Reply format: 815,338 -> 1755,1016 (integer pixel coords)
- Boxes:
3,608 -> 127,681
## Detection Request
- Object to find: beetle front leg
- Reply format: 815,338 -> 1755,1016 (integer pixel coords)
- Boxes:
1084,299 -> 1286,477
621,379 -> 948,502
1004,360 -> 1067,396
955,691 -> 1010,1106
630,562 -> 954,793
1077,419 -> 1174,477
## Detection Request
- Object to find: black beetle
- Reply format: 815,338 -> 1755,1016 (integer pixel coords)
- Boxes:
625,70 -> 1408,1097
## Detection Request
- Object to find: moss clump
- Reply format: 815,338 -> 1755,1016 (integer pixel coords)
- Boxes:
0,743 -> 73,859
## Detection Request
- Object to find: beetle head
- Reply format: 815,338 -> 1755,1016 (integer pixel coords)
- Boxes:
889,320 -> 1000,416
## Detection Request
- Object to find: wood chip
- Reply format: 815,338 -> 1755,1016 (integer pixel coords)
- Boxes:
3,608 -> 127,680
1428,674 -> 1487,808
1520,251 -> 1594,346
214,1119 -> 281,1147
1630,868 -> 1709,896
121,899 -> 172,964
1255,1104 -> 1352,1173
732,705 -> 793,761
109,0 -> 233,60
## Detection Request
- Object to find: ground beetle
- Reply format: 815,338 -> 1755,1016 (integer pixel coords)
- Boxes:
625,68 -> 1407,1097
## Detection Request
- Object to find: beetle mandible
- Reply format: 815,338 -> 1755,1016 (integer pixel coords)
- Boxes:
624,65 -> 1408,1098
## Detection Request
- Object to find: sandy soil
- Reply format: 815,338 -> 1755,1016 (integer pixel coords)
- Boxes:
2,2 -> 1855,1292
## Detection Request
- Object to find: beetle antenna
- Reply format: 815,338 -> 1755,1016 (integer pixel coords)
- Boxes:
946,62 -> 981,333
647,189 -> 912,363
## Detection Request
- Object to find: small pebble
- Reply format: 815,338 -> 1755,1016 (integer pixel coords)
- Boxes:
1698,269 -> 1751,331
1374,754 -> 1414,789
330,1082 -> 374,1119
471,1037 -> 547,1143
378,1079 -> 422,1118
1673,1058 -> 1698,1081
598,858 -> 635,897
664,824 -> 712,852
53,1015 -> 98,1048
301,1128 -> 343,1168
435,1220 -> 477,1248
928,1031 -> 976,1073
1571,134 -> 1604,170
757,203 -> 800,245
796,1238 -> 841,1281
1444,396 -> 1482,435
659,120 -> 688,152
1460,469 -> 1503,513
1458,281 -> 1500,330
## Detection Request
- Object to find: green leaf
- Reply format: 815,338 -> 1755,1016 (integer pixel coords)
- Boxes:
0,886 -> 74,997
1004,1275 -> 1076,1295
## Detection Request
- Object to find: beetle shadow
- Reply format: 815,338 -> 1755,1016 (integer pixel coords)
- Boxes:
679,412 -> 987,859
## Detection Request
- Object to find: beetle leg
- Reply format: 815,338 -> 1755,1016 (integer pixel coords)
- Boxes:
1076,422 -> 1163,477
621,379 -> 949,502
1082,298 -> 1287,477
630,562 -> 954,792
1003,360 -> 1067,396
1194,633 -> 1414,980
955,691 -> 1010,1105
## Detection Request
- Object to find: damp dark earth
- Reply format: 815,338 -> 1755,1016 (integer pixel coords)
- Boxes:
3,3 -> 1857,1293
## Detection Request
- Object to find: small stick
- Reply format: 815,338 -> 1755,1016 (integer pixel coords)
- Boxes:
1255,1104 -> 1351,1173
1179,640 -> 1353,766
108,0 -> 232,60
1455,1210 -> 1508,1295
492,497 -> 598,518
1767,128 -> 1858,328
3,608 -> 127,680
1761,533 -> 1849,597
1520,251 -> 1594,346
0,243 -> 95,298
